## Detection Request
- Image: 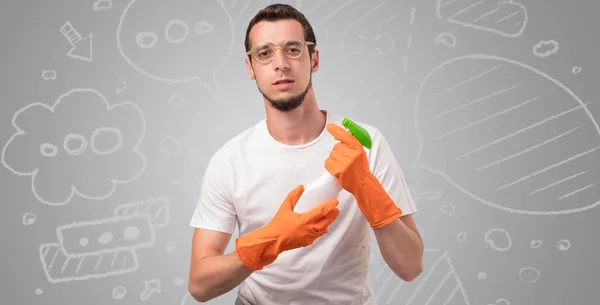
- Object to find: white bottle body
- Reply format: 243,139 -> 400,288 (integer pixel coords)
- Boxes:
293,170 -> 342,214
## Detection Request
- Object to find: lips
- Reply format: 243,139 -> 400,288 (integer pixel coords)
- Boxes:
273,79 -> 294,85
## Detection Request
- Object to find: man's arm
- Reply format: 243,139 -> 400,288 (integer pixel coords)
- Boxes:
373,214 -> 423,282
188,228 -> 253,302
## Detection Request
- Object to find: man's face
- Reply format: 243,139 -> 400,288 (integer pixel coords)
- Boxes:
245,19 -> 319,112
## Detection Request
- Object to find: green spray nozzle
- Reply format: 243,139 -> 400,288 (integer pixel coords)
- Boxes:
342,118 -> 372,149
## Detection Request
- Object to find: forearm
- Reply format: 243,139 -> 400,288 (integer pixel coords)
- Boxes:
189,251 -> 253,302
373,217 -> 424,281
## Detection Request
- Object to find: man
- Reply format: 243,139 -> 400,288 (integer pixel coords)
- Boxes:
188,3 -> 423,304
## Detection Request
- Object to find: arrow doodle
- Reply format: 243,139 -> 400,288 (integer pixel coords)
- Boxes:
60,21 -> 93,62
140,278 -> 161,301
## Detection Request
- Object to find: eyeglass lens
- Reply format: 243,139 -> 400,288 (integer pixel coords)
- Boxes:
253,40 -> 305,62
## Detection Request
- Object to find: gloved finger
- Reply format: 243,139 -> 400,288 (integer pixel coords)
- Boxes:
313,208 -> 340,232
324,157 -> 344,175
305,199 -> 339,222
286,184 -> 305,209
327,123 -> 362,148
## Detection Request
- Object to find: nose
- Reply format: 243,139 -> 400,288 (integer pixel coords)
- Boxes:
271,48 -> 290,71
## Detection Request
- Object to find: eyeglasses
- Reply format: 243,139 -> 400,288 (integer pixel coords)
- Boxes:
247,40 -> 315,64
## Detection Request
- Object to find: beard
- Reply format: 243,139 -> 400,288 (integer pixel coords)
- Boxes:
258,73 -> 312,112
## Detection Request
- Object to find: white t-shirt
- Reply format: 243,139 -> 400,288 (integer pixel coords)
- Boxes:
190,110 -> 418,305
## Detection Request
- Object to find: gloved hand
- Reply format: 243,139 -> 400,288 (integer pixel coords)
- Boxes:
235,185 -> 340,271
325,123 -> 403,229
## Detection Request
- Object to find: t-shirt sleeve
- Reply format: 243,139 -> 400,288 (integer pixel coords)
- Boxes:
369,129 -> 418,216
189,147 -> 237,234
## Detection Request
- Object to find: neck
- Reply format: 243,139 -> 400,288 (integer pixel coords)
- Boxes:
264,90 -> 327,145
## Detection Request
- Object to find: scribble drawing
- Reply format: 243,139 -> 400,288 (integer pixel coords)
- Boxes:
140,278 -> 161,301
434,32 -> 457,48
93,0 -> 112,11
114,196 -> 170,229
41,70 -> 57,80
436,0 -> 527,38
533,39 -> 559,58
484,228 -> 512,251
371,250 -> 470,305
112,286 -> 127,299
39,196 -> 168,283
116,0 -> 235,99
60,21 -> 93,62
116,76 -> 127,94
413,54 -> 600,216
39,243 -> 139,283
1,88 -> 147,206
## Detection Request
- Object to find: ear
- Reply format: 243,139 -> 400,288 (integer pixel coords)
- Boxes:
245,57 -> 255,80
310,49 -> 320,73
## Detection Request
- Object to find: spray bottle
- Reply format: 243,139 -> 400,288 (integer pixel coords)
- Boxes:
293,118 -> 372,214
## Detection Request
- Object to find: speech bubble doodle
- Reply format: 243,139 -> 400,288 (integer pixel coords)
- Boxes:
413,54 -> 600,216
2,88 -> 147,206
117,0 -> 234,99
436,0 -> 527,38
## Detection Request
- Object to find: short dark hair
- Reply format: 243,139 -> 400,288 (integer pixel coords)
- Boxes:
244,3 -> 317,61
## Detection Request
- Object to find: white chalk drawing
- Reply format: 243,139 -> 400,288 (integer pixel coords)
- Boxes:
533,39 -> 559,58
440,202 -> 456,216
434,32 -> 457,48
35,288 -> 43,296
173,277 -> 184,286
436,0 -> 527,38
484,228 -> 512,251
93,0 -> 112,11
117,0 -> 235,99
39,197 -> 169,283
1,88 -> 147,206
456,232 -> 467,242
477,272 -> 487,279
60,21 -> 93,62
168,94 -> 184,106
413,54 -> 600,216
41,70 -> 56,80
22,212 -> 37,225
116,76 -> 127,94
113,286 -> 127,299
413,189 -> 442,201
160,137 -> 182,157
140,278 -> 161,301
56,214 -> 155,257
518,267 -> 540,283
114,196 -> 170,229
556,239 -> 571,251
489,298 -> 510,305
369,249 -> 470,305
530,240 -> 543,248
572,66 -> 582,75
39,243 -> 139,283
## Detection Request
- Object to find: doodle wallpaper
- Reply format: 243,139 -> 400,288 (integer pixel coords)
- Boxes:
1,0 -> 599,304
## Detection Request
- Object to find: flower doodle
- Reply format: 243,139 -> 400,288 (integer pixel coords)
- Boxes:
2,88 -> 147,206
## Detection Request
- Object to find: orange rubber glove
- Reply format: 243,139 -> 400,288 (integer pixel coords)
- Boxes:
325,123 -> 403,229
235,185 -> 340,271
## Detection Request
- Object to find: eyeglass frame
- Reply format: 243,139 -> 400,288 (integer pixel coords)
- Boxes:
246,40 -> 315,64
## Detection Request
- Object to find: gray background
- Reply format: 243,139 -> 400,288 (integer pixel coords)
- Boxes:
1,0 -> 599,304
